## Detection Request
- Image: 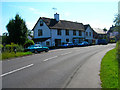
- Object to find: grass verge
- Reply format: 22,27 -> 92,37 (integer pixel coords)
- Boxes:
1,52 -> 33,60
100,46 -> 118,88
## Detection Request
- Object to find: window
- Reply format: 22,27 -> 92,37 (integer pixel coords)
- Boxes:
40,19 -> 43,26
66,39 -> 69,42
46,41 -> 50,46
73,30 -> 76,35
79,31 -> 82,36
57,29 -> 61,35
38,29 -> 42,36
66,30 -> 69,35
86,32 -> 88,36
89,32 -> 91,36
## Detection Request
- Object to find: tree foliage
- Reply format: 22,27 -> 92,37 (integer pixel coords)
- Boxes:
114,14 -> 120,40
6,14 -> 28,45
114,14 -> 120,32
24,40 -> 35,48
103,28 -> 107,33
114,14 -> 120,26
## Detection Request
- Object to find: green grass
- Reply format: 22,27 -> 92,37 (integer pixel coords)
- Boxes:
1,52 -> 33,60
100,48 -> 118,88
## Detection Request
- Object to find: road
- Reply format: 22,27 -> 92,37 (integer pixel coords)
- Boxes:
2,44 -> 116,88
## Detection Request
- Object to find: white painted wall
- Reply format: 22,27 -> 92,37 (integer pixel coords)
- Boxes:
85,26 -> 93,44
33,19 -> 85,47
33,20 -> 51,39
50,29 -> 85,46
85,26 -> 93,39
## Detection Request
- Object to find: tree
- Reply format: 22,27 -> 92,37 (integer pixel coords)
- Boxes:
6,14 -> 28,45
114,14 -> 120,40
2,32 -> 9,44
103,28 -> 107,34
24,40 -> 34,48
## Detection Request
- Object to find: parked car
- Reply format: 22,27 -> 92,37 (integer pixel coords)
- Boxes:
60,42 -> 74,48
24,44 -> 49,53
98,39 -> 108,45
77,41 -> 90,46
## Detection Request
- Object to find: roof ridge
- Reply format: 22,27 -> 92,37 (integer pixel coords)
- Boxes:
60,19 -> 82,24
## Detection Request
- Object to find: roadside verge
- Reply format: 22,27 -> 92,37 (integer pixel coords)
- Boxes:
100,45 -> 118,88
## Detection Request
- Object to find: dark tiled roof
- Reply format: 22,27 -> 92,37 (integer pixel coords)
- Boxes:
84,24 -> 90,30
32,17 -> 85,31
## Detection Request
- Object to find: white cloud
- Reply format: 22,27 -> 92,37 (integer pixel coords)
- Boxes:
28,7 -> 48,17
29,7 -> 36,11
64,12 -> 71,17
26,21 -> 36,30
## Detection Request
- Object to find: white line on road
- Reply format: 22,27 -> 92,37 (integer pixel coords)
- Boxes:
43,56 -> 58,61
61,52 -> 72,55
1,64 -> 34,77
49,49 -> 66,52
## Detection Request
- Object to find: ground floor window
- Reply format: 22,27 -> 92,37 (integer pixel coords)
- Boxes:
66,39 -> 69,43
46,41 -> 50,46
55,39 -> 61,46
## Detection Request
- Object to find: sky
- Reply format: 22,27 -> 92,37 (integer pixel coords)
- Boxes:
1,0 -> 119,35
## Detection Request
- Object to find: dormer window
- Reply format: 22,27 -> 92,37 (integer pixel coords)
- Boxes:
40,19 -> 43,26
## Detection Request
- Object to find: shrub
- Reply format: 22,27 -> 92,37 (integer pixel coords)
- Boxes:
0,44 -> 3,49
5,43 -> 19,52
24,40 -> 34,48
2,43 -> 22,52
117,41 -> 120,62
17,45 -> 24,52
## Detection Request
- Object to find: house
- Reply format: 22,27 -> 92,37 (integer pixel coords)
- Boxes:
32,13 -> 85,47
84,25 -> 107,44
84,24 -> 94,44
107,25 -> 119,42
93,28 -> 107,39
92,28 -> 107,44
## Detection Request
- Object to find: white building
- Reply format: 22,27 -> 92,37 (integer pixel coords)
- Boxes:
32,13 -> 85,47
84,24 -> 94,44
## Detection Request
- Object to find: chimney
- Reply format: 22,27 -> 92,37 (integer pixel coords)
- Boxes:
54,13 -> 59,22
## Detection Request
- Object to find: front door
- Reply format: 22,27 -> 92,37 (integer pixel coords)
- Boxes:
55,39 -> 61,47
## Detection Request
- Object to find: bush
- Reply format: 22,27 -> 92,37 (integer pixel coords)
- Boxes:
17,45 -> 24,52
2,43 -> 24,52
0,44 -> 3,49
24,40 -> 34,48
2,52 -> 32,60
3,43 -> 19,52
117,41 -> 120,62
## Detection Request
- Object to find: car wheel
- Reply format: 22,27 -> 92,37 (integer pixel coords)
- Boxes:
45,49 -> 49,52
35,50 -> 38,54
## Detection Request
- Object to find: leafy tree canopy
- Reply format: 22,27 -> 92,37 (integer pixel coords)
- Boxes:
6,14 -> 28,45
114,14 -> 120,32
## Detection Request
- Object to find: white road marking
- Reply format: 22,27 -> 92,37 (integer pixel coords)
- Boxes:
43,56 -> 58,61
1,64 -> 34,77
61,52 -> 72,55
49,49 -> 67,52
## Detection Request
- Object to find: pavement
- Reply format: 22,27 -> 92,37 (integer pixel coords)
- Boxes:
1,44 -> 116,88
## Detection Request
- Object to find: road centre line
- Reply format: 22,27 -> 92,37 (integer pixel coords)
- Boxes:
1,64 -> 34,77
43,56 -> 58,62
61,52 -> 72,55
49,49 -> 67,52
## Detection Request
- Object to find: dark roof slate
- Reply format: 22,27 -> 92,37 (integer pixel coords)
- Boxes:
84,24 -> 90,30
32,17 -> 85,31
